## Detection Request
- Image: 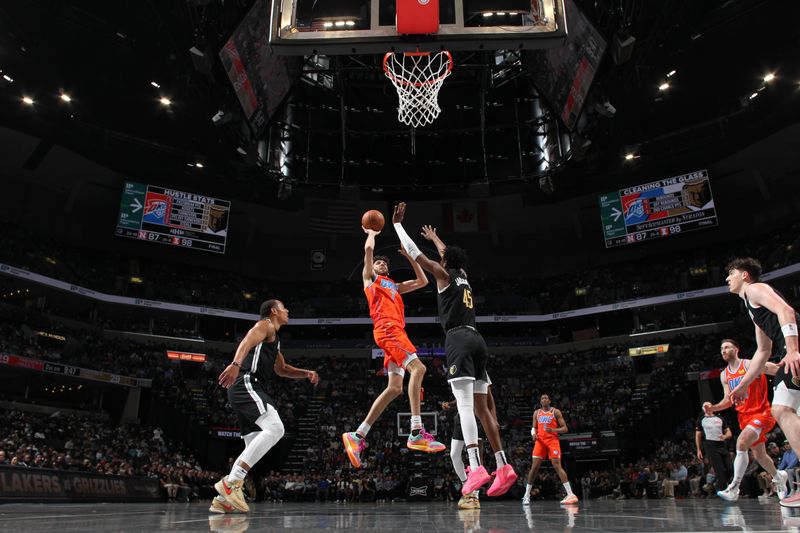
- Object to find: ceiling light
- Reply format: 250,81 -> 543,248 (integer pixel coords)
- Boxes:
22,96 -> 34,105
150,81 -> 161,88
496,12 -> 507,16
335,21 -> 346,27
345,20 -> 355,26
667,70 -> 676,77
323,22 -> 333,28
483,12 -> 493,17
763,73 -> 775,83
60,93 -> 71,103
749,92 -> 758,100
195,162 -> 204,168
658,82 -> 669,91
625,153 -> 635,160
3,74 -> 13,83
159,97 -> 172,106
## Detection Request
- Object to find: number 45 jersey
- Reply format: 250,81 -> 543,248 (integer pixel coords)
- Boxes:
437,268 -> 476,333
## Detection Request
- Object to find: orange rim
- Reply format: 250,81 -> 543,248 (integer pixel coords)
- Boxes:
383,50 -> 453,88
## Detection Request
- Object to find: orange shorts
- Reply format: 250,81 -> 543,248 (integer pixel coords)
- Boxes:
532,438 -> 561,460
374,321 -> 417,373
738,413 -> 776,446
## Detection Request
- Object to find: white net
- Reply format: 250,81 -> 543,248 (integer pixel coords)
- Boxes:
383,51 -> 453,128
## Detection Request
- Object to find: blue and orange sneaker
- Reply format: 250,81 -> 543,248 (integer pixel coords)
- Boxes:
342,432 -> 366,468
407,429 -> 446,453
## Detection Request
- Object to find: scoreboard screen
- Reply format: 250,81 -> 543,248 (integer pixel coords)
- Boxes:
115,181 -> 230,254
599,170 -> 718,248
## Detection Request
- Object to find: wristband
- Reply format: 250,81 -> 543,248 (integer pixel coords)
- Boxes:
231,361 -> 241,368
782,323 -> 798,338
393,223 -> 422,259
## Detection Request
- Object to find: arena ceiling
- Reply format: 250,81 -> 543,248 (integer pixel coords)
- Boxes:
0,0 -> 798,205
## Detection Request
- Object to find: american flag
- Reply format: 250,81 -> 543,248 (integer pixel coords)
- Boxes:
307,200 -> 359,234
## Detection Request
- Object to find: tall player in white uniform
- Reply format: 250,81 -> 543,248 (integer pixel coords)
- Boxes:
724,258 -> 800,506
214,299 -> 319,513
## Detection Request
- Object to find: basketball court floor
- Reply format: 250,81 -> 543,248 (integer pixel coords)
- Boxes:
1,499 -> 799,532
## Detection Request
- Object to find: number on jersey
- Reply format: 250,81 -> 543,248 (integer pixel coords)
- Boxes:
463,289 -> 473,309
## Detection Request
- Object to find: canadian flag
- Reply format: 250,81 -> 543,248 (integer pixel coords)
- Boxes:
442,201 -> 489,233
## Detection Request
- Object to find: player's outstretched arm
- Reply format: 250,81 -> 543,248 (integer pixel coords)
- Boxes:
421,225 -> 446,259
396,247 -> 429,294
392,202 -> 451,288
274,352 -> 319,385
706,374 -> 734,412
362,226 -> 380,288
218,320 -> 271,388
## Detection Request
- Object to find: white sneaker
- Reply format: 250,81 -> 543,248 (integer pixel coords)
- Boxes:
717,485 -> 740,502
774,470 -> 790,500
522,496 -> 531,505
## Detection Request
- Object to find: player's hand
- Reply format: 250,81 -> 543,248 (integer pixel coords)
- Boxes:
218,364 -> 240,389
306,370 -> 320,386
728,383 -> 747,405
780,350 -> 800,378
392,202 -> 406,224
363,225 -> 380,236
421,225 -> 438,241
702,402 -> 712,415
398,247 -> 410,259
697,449 -> 704,460
441,401 -> 451,410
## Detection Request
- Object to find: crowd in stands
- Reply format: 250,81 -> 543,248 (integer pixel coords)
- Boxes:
2,220 -> 799,320
0,408 -> 223,501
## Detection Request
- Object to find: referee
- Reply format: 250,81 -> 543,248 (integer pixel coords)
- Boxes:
695,405 -> 733,491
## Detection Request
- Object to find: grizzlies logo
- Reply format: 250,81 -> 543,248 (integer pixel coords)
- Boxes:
449,365 -> 457,375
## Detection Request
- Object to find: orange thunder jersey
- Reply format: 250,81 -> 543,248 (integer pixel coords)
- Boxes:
724,359 -> 771,417
535,408 -> 560,441
365,275 -> 406,328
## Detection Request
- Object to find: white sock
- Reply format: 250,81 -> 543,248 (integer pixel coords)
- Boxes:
732,450 -> 748,487
450,439 -> 467,483
467,447 -> 481,470
472,490 -> 480,499
494,450 -> 507,467
228,464 -> 248,482
410,415 -> 422,431
524,483 -> 532,498
357,421 -> 371,437
563,481 -> 573,496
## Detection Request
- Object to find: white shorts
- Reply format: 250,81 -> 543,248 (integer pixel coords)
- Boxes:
386,354 -> 418,377
773,381 -> 800,411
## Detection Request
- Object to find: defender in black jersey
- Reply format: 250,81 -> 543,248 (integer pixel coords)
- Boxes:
725,258 -> 800,507
214,299 -> 320,513
392,202 -> 518,498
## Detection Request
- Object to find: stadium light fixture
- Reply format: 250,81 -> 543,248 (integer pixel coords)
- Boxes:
3,74 -> 13,83
667,70 -> 676,77
763,73 -> 775,83
22,96 -> 34,105
150,81 -> 161,88
60,93 -> 72,103
624,153 -> 635,160
749,92 -> 758,100
159,97 -> 172,106
658,82 -> 669,91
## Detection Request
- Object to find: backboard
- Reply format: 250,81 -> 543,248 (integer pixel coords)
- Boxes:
269,0 -> 567,55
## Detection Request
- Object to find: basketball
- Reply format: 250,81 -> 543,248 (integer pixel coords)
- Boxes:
361,210 -> 385,231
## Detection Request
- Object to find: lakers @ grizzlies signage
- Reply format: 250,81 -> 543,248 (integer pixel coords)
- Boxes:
598,170 -> 718,248
0,465 -> 161,502
115,181 -> 230,254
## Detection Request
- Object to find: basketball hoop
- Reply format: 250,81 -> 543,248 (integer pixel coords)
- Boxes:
383,50 -> 453,128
